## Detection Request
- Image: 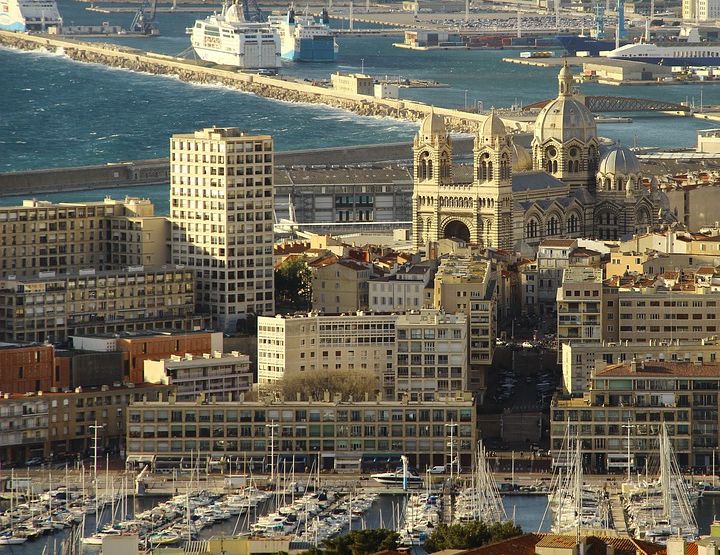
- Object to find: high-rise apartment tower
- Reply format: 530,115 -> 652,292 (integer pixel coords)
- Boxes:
170,127 -> 275,331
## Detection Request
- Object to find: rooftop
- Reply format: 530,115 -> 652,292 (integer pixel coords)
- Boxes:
597,360 -> 720,378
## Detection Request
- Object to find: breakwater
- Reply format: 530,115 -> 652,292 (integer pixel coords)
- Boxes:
0,30 -> 527,135
0,138 -> 478,198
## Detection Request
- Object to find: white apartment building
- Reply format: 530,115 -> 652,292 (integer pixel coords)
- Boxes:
556,266 -> 604,362
170,127 -> 275,331
395,310 -> 468,401
561,338 -> 720,395
257,312 -> 396,396
368,262 -> 435,312
143,351 -> 252,401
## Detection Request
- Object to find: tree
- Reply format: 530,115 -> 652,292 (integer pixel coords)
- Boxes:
318,529 -> 400,555
273,369 -> 378,401
423,520 -> 522,553
275,256 -> 312,311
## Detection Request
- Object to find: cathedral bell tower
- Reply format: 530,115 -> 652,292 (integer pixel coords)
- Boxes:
473,110 -> 514,250
412,109 -> 454,250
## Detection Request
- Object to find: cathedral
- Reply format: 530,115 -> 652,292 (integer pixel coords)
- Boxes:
412,63 -> 669,251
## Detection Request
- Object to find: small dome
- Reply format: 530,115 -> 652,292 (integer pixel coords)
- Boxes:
420,109 -> 446,138
512,143 -> 532,171
480,111 -> 506,139
598,144 -> 641,176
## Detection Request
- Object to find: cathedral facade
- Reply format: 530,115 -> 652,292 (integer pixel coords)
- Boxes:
411,63 -> 668,251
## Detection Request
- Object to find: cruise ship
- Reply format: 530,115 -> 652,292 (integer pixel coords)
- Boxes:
0,0 -> 62,32
188,0 -> 280,70
268,6 -> 337,62
606,42 -> 720,66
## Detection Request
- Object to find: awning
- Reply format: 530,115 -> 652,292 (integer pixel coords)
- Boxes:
126,454 -> 156,463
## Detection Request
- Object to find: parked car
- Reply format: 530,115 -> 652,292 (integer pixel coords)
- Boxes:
25,457 -> 43,467
428,465 -> 447,474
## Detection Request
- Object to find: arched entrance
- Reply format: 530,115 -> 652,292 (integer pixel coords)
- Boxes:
444,220 -> 470,242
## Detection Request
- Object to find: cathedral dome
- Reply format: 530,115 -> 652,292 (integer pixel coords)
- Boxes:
420,109 -> 446,139
512,143 -> 532,171
598,144 -> 641,176
480,111 -> 506,139
533,63 -> 596,145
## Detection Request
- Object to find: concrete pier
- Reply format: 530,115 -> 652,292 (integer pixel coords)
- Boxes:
0,30 -> 528,135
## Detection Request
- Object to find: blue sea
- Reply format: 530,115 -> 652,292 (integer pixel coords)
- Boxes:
2,0 -> 720,179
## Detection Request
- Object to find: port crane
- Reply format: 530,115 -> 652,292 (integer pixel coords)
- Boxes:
130,0 -> 160,35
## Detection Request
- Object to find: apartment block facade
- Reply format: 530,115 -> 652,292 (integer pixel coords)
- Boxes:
433,255 -> 496,396
562,339 -> 720,395
395,310 -> 468,400
0,383 -> 170,463
556,267 -> 604,361
257,312 -> 396,395
0,266 -> 204,343
311,259 -> 372,314
126,392 -> 476,472
143,351 -> 252,402
170,127 -> 275,331
368,262 -> 435,313
0,198 -> 162,278
0,343 -> 57,395
551,360 -> 720,472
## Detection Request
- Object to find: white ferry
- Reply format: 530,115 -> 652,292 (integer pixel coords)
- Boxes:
0,0 -> 62,32
188,0 -> 280,70
268,6 -> 338,62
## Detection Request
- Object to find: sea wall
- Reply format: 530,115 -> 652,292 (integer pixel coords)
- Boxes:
0,30 -> 528,135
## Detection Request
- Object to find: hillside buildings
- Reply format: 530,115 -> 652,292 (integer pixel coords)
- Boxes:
170,127 -> 275,331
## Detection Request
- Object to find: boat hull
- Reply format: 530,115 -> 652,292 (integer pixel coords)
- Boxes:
281,36 -> 336,62
556,35 -> 626,55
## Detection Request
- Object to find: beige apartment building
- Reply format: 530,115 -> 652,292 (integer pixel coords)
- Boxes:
143,351 -> 252,402
108,214 -> 169,268
556,267 -> 604,360
0,266 -> 204,343
0,197 -> 164,278
433,255 -> 496,396
126,391 -> 476,472
311,259 -> 373,314
551,360 -> 720,472
257,312 -> 396,395
561,338 -> 720,395
170,127 -> 275,331
395,310 -> 468,400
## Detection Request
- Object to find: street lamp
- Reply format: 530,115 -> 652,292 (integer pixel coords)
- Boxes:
265,421 -> 279,481
622,419 -> 636,482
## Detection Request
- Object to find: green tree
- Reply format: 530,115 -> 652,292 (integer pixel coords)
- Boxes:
321,529 -> 399,555
423,520 -> 522,552
275,256 -> 312,311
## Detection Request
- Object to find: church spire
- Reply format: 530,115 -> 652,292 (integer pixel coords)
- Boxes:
558,60 -> 573,96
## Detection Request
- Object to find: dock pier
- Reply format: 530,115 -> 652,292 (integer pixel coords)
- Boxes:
0,30 -> 518,135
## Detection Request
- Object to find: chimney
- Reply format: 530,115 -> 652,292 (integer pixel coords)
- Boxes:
630,358 -> 638,373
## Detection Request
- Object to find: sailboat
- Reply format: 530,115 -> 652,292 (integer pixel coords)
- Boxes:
546,429 -> 610,533
0,470 -> 28,545
454,441 -> 507,524
623,424 -> 698,544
